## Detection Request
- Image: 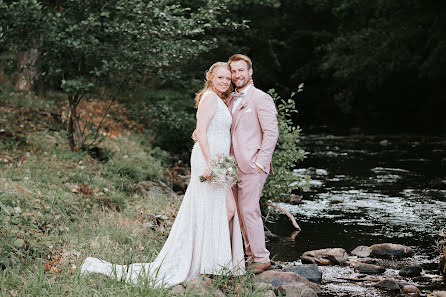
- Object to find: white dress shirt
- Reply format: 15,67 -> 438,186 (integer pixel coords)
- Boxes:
232,84 -> 252,114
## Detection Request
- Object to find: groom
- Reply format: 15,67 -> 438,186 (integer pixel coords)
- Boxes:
227,54 -> 278,274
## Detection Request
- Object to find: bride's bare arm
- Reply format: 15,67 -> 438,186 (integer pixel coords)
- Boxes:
195,94 -> 217,174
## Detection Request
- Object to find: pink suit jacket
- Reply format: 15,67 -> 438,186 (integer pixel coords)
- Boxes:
228,86 -> 279,174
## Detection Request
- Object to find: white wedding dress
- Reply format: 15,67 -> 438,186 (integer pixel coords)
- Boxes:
81,91 -> 245,287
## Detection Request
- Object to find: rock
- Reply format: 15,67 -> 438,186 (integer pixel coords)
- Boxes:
256,270 -> 321,293
369,243 -> 413,258
432,291 -> 446,297
375,278 -> 401,292
171,284 -> 185,295
253,282 -> 273,291
134,180 -> 179,200
265,231 -> 281,242
328,198 -> 343,204
351,246 -> 372,258
278,284 -> 318,297
287,194 -> 302,205
401,285 -> 421,294
439,251 -> 446,276
307,167 -> 317,175
0,263 -> 5,270
301,248 -> 348,265
283,264 -> 322,283
264,290 -> 276,297
379,139 -> 390,146
354,263 -> 386,274
399,265 -> 422,277
184,277 -> 224,296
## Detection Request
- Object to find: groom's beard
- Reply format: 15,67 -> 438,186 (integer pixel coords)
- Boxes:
234,79 -> 248,90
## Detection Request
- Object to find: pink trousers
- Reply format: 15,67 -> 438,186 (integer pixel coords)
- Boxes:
232,170 -> 270,263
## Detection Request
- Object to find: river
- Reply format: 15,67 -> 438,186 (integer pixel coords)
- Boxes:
266,134 -> 446,296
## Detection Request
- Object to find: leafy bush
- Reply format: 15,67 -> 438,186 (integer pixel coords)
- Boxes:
262,85 -> 310,202
126,88 -> 196,155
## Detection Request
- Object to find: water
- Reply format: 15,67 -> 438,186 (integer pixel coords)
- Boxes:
265,134 -> 446,295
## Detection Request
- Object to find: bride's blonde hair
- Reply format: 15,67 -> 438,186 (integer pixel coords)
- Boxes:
194,62 -> 232,108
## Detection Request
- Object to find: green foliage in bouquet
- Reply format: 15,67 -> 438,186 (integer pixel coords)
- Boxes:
262,84 -> 310,202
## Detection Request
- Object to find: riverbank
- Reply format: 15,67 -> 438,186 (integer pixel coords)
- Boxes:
0,90 -> 271,296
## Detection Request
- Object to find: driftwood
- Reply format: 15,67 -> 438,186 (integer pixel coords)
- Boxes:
264,202 -> 301,232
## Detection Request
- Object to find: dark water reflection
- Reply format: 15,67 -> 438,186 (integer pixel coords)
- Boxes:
265,134 -> 446,295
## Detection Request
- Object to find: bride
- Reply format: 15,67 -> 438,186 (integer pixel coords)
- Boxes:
81,62 -> 245,287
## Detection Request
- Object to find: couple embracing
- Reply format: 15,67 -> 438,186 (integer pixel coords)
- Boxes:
81,54 -> 279,287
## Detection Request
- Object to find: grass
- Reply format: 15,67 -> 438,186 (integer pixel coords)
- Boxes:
0,89 -> 271,297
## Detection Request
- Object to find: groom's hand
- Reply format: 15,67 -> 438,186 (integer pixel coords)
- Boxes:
191,129 -> 198,142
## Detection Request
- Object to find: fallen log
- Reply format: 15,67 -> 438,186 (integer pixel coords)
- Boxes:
264,202 -> 301,232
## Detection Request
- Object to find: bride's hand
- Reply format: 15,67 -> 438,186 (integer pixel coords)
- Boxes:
203,165 -> 211,179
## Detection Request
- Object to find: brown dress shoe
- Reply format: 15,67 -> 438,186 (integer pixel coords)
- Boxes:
248,261 -> 271,274
245,256 -> 255,268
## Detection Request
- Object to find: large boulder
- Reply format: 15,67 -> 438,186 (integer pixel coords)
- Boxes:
369,243 -> 413,258
374,278 -> 401,292
256,270 -> 321,293
183,277 -> 225,297
278,284 -> 318,297
171,285 -> 185,295
399,265 -> 422,277
401,285 -> 421,295
264,290 -> 276,297
351,246 -> 372,258
301,248 -> 348,265
354,263 -> 386,275
283,264 -> 322,283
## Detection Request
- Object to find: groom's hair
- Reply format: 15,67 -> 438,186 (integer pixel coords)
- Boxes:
228,54 -> 252,70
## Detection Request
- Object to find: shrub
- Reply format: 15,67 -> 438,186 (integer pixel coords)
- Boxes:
262,85 -> 310,202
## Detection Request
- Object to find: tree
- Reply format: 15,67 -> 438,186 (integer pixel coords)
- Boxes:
316,0 -> 446,130
1,0 -> 237,150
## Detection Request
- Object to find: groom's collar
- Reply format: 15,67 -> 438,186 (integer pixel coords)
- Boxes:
235,84 -> 252,96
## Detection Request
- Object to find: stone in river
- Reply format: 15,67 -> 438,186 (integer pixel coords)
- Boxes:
432,291 -> 446,297
283,264 -> 322,283
256,270 -> 321,293
351,245 -> 372,258
278,284 -> 318,297
369,243 -> 413,258
354,263 -> 386,274
301,248 -> 348,265
374,278 -> 401,292
399,265 -> 422,277
379,139 -> 390,146
287,194 -> 302,205
401,285 -> 421,295
439,251 -> 446,276
264,230 -> 281,242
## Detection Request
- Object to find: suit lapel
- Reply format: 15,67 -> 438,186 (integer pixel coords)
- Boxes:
233,86 -> 255,131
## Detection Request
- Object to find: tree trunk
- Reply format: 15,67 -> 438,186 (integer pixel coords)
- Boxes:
67,96 -> 84,151
67,110 -> 75,151
15,47 -> 39,91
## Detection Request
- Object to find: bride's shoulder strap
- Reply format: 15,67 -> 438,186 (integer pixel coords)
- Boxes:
198,91 -> 219,108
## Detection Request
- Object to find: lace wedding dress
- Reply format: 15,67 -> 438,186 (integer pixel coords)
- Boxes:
81,91 -> 245,287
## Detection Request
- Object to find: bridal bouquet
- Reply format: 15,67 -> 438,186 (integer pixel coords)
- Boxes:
199,153 -> 238,186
